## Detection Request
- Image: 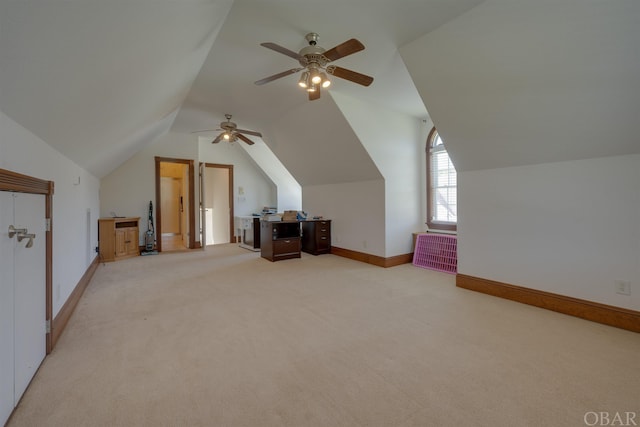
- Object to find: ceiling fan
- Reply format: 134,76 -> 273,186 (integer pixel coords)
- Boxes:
254,32 -> 374,101
191,114 -> 262,145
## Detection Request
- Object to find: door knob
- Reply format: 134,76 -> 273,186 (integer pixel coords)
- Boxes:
8,225 -> 28,238
17,233 -> 36,248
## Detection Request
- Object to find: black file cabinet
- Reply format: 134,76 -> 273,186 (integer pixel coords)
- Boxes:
301,220 -> 331,255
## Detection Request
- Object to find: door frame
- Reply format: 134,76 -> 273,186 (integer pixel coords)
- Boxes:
0,168 -> 54,354
204,163 -> 235,244
155,157 -> 195,251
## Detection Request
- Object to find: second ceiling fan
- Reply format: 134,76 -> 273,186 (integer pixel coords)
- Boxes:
192,114 -> 262,145
255,32 -> 374,101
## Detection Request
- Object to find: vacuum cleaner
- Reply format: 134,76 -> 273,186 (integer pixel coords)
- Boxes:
141,201 -> 158,255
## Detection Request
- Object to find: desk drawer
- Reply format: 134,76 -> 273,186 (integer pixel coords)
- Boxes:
315,229 -> 330,238
316,235 -> 330,250
273,238 -> 300,255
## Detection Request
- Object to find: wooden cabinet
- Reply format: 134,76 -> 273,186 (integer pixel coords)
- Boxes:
98,217 -> 140,262
301,220 -> 331,255
260,221 -> 301,262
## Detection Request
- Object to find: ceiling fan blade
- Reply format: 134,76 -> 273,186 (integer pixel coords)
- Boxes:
308,87 -> 321,101
260,42 -> 304,61
211,134 -> 225,144
254,67 -> 304,85
236,133 -> 255,145
190,129 -> 217,134
322,39 -> 365,62
236,128 -> 262,137
326,65 -> 374,87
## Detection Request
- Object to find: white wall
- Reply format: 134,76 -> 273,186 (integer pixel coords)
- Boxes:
101,131 -> 276,245
264,96 -> 382,186
458,154 -> 640,311
100,132 -> 198,245
101,131 -> 198,219
0,111 -> 100,316
303,180 -> 386,257
332,92 -> 426,256
235,141 -> 300,212
198,138 -> 276,216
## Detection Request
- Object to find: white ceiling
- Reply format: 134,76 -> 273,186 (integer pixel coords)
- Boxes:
0,0 -> 484,177
3,0 -> 637,179
172,0 -> 487,133
401,0 -> 640,171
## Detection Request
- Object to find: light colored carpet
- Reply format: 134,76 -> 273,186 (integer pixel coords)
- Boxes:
8,244 -> 640,427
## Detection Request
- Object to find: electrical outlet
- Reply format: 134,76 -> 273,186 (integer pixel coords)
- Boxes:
614,280 -> 631,296
95,246 -> 99,253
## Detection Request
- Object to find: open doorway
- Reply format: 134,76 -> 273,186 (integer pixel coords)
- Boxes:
155,157 -> 195,252
202,163 -> 234,246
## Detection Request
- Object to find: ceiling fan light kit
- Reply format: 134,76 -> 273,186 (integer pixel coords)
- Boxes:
191,114 -> 262,146
320,72 -> 331,88
298,71 -> 310,88
255,32 -> 373,101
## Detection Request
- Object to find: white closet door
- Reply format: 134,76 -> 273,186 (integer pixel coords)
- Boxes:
13,192 -> 46,403
0,192 -> 15,426
0,192 -> 46,426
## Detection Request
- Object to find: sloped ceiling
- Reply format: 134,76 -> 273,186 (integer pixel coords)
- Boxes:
263,94 -> 383,187
0,0 -> 485,178
4,1 -> 638,181
171,0 -> 486,134
401,0 -> 640,172
0,0 -> 234,177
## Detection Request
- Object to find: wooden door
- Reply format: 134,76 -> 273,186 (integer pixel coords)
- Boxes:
115,228 -> 127,257
126,228 -> 138,256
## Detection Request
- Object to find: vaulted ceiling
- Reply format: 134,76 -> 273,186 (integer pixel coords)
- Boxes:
1,0 -> 638,179
402,0 -> 640,172
0,0 -> 481,178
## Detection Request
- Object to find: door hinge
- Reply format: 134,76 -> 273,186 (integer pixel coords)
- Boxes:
45,218 -> 51,232
45,319 -> 51,334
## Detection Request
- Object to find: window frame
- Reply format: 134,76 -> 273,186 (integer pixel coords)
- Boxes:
426,127 -> 457,232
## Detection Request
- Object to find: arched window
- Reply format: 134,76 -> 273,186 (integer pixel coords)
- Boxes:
427,127 -> 457,232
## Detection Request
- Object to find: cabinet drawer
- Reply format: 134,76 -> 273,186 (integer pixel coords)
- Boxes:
273,238 -> 300,255
316,235 -> 330,250
315,227 -> 330,235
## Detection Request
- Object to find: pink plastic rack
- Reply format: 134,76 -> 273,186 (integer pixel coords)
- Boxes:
412,234 -> 457,274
